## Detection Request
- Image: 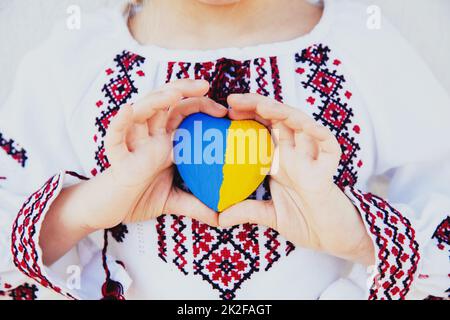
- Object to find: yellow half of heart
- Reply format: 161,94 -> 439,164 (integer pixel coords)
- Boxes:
217,120 -> 274,212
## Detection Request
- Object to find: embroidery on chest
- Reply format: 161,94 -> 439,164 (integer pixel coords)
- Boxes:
92,45 -> 363,300
157,57 -> 298,299
6,283 -> 38,300
91,51 -> 146,177
90,51 -> 147,299
294,44 -> 363,188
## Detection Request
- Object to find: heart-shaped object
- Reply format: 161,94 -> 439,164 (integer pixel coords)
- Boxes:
174,113 -> 273,212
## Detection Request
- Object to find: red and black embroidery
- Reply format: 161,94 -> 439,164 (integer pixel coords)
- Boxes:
346,188 -> 420,300
432,216 -> 450,251
198,58 -> 251,107
295,44 -> 361,189
192,221 -> 259,300
176,62 -> 192,80
11,174 -> 75,299
102,52 -> 145,108
424,295 -> 445,300
263,228 -> 281,271
171,215 -> 188,275
66,171 -> 90,181
108,223 -> 129,243
93,51 -> 146,175
155,56 -> 298,299
254,58 -> 270,97
270,57 -> 283,103
156,216 -> 168,262
8,283 -> 38,300
101,230 -> 125,300
0,132 -> 28,167
286,241 -> 295,256
92,51 -> 147,291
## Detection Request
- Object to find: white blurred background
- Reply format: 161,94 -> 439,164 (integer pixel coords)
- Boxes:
0,0 -> 449,104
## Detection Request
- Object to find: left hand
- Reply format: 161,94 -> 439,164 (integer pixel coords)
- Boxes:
219,93 -> 374,266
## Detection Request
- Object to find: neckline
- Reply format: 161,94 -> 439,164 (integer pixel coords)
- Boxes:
114,0 -> 334,62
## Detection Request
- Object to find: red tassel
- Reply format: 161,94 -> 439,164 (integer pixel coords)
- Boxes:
101,279 -> 125,300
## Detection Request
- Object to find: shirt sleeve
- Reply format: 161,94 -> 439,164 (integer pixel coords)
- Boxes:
344,173 -> 450,300
326,0 -> 450,300
0,30 -> 131,300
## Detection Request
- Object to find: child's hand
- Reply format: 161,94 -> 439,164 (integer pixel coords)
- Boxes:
40,80 -> 227,264
219,93 -> 374,265
41,80 -> 226,265
95,79 -> 226,229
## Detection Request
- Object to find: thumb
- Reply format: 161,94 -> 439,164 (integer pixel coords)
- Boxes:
163,189 -> 219,227
105,104 -> 133,164
219,200 -> 276,229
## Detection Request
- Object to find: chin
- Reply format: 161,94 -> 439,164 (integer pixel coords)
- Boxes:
196,0 -> 241,5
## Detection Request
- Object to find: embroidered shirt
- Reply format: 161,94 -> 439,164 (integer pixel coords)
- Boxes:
1,0 -> 449,300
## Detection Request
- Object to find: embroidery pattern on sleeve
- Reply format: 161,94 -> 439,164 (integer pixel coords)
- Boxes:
348,188 -> 420,300
11,174 -> 75,299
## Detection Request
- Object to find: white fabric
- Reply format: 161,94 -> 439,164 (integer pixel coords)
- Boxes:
2,0 -> 450,104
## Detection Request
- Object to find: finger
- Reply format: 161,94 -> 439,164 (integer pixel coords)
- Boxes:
126,122 -> 150,151
147,110 -> 169,136
229,94 -> 293,146
272,122 -> 294,147
283,111 -> 316,131
227,108 -> 271,127
105,104 -> 133,162
228,93 -> 314,131
301,122 -> 340,155
132,91 -> 176,123
219,200 -> 276,229
228,93 -> 288,122
164,189 -> 219,227
229,94 -> 340,163
164,78 -> 210,98
127,123 -> 148,141
294,131 -> 319,160
166,97 -> 228,132
301,122 -> 331,141
133,79 -> 210,122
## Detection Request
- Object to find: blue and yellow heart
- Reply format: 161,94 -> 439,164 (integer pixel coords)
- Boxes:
174,113 -> 273,212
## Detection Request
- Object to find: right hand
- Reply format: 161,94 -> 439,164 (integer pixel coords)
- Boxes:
90,79 -> 226,230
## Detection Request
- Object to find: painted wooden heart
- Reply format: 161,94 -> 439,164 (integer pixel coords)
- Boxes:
173,113 -> 273,212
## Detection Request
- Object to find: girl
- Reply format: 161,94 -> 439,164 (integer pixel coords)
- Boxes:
0,0 -> 449,300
